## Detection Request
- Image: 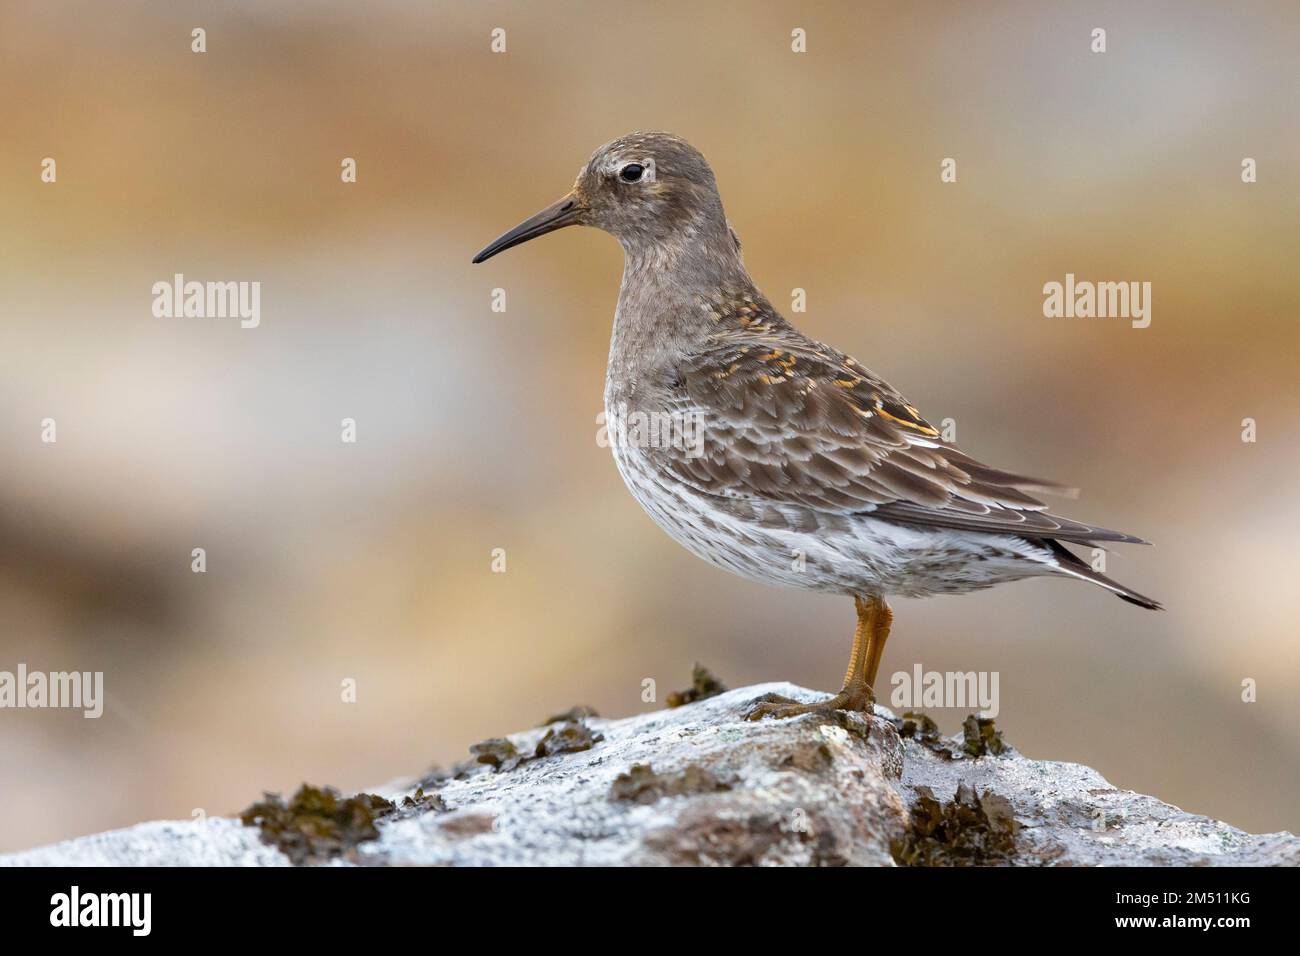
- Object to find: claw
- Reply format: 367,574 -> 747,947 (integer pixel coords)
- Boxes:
742,687 -> 874,721
743,692 -> 806,721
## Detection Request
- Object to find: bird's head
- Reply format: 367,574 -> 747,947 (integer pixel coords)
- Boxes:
472,131 -> 730,264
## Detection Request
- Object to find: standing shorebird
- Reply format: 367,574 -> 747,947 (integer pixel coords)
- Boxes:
473,132 -> 1159,720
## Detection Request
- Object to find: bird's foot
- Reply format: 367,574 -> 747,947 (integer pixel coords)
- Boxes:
743,685 -> 874,721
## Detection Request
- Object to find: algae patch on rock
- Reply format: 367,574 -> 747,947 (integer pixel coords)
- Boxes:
962,715 -> 1008,757
893,782 -> 1019,866
540,705 -> 600,726
609,762 -> 734,804
388,786 -> 448,820
535,720 -> 604,758
13,684 -> 1296,867
239,784 -> 393,865
469,737 -> 525,773
666,663 -> 727,707
895,711 -> 948,753
893,711 -> 1010,760
468,717 -> 606,773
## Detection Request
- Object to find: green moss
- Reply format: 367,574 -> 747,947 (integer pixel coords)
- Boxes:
609,762 -> 733,804
666,663 -> 728,707
893,783 -> 1020,866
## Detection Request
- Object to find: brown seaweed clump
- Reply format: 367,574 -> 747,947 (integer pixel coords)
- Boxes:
893,783 -> 1019,866
894,712 -> 1010,760
469,738 -> 526,773
609,762 -> 733,805
240,783 -> 450,864
535,720 -> 604,757
388,786 -> 447,820
540,705 -> 600,726
962,715 -> 1008,757
666,663 -> 728,707
239,785 -> 393,865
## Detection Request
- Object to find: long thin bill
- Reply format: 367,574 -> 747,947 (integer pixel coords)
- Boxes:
471,193 -> 582,263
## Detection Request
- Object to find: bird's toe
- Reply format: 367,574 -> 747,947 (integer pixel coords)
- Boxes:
742,692 -> 802,721
743,687 -> 875,721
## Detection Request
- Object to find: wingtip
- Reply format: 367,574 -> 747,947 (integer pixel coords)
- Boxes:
1041,483 -> 1081,500
1118,592 -> 1164,611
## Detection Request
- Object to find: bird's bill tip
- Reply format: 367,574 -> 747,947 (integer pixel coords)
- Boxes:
471,192 -> 582,264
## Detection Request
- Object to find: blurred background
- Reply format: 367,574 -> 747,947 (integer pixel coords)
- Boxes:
1,0 -> 1297,853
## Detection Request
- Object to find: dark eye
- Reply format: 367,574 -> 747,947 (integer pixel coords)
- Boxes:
620,163 -> 644,182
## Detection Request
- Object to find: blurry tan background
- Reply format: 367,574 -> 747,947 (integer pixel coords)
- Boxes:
1,0 -> 1297,853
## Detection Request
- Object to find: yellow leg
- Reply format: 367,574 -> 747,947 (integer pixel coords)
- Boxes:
746,595 -> 893,721
862,596 -> 893,688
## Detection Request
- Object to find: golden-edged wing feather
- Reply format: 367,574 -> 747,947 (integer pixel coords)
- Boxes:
657,329 -> 1146,545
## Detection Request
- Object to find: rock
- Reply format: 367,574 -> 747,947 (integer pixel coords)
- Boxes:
0,818 -> 289,867
897,724 -> 1300,866
1,682 -> 1295,867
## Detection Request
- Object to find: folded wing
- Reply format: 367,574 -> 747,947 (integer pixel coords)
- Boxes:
657,330 -> 1146,546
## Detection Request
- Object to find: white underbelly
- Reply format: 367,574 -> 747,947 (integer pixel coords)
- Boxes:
608,443 -> 1057,598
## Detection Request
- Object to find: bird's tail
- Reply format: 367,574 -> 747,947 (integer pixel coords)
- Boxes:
1044,540 -> 1163,610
